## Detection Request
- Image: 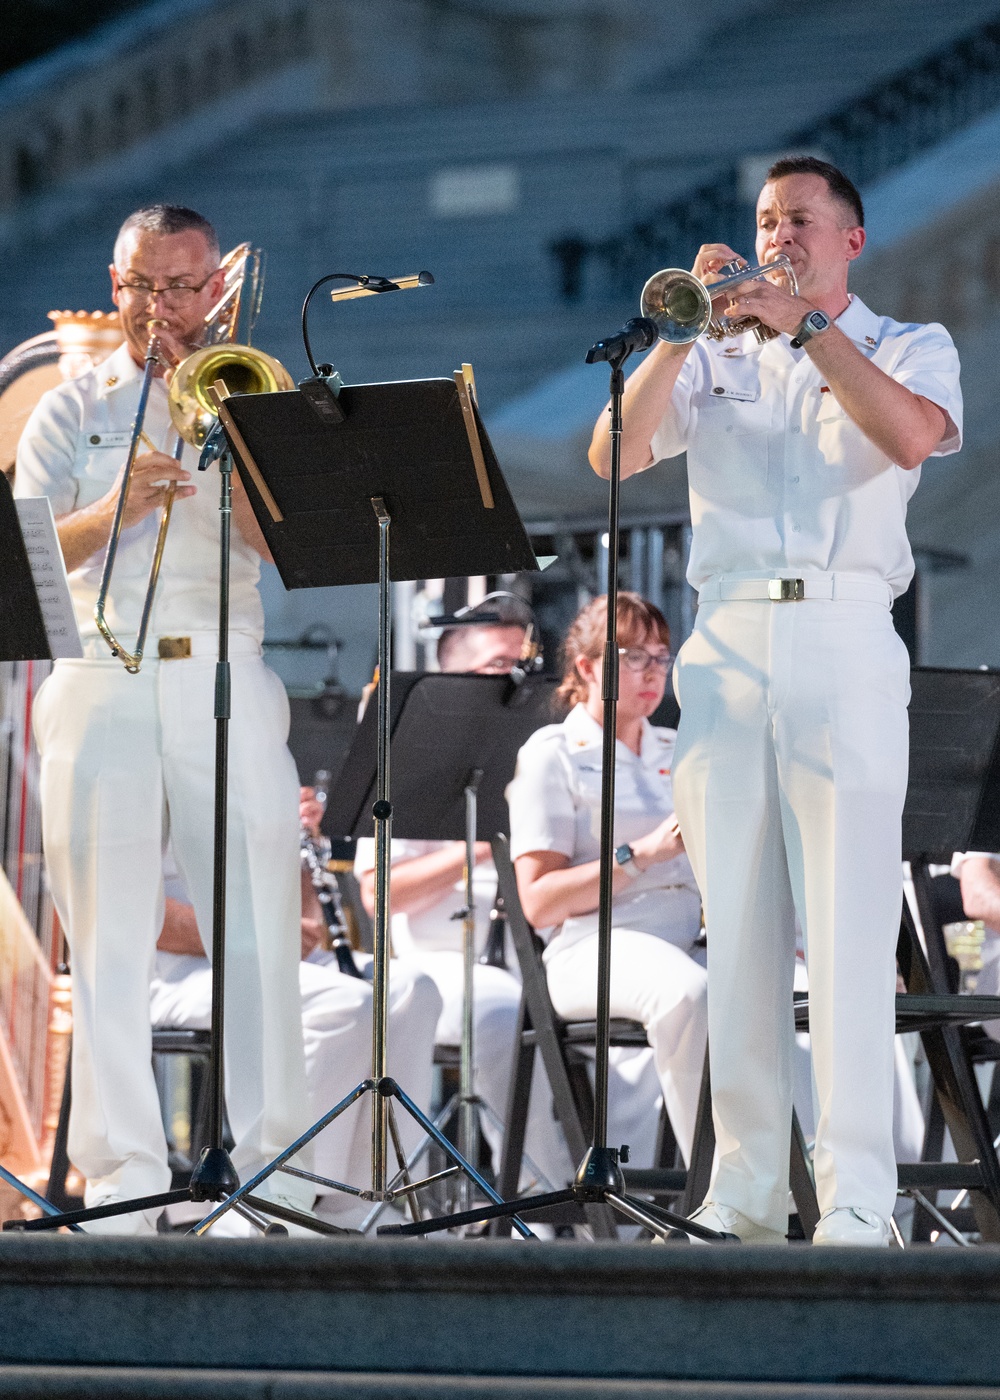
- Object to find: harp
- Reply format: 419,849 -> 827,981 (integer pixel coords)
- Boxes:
0,660 -> 69,1193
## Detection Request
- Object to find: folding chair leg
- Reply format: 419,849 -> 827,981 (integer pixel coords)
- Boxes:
789,1107 -> 819,1239
497,1005 -> 535,1204
680,1050 -> 714,1217
46,1053 -> 76,1212
653,1101 -> 679,1170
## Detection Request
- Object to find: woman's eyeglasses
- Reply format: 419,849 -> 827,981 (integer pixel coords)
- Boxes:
618,646 -> 672,674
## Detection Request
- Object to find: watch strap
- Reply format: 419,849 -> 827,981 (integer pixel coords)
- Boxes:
790,309 -> 830,349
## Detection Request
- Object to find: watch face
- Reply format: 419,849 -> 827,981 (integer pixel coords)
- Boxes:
808,311 -> 829,331
615,844 -> 633,866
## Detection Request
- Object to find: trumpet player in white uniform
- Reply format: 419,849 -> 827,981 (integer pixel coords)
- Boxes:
14,205 -> 313,1232
590,157 -> 962,1246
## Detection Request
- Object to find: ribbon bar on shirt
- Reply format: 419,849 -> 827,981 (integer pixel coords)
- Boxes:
698,575 -> 893,606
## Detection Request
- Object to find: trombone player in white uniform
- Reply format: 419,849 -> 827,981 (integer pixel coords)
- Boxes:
590,157 -> 962,1246
14,204 -> 313,1233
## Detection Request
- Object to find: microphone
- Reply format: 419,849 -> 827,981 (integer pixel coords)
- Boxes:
329,271 -> 434,303
586,317 -> 658,365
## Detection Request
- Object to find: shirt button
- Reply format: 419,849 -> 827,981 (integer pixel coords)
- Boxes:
791,426 -> 801,434
790,475 -> 799,483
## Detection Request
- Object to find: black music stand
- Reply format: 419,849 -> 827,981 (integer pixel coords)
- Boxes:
896,666 -> 1000,1241
0,473 -> 53,662
326,671 -> 561,1221
186,375 -> 540,1235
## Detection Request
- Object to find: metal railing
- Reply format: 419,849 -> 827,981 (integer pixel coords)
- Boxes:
553,12 -> 1000,300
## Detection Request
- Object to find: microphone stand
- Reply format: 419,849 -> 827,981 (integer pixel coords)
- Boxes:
379,331 -> 731,1242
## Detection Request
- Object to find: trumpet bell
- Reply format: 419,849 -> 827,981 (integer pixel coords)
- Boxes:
639,269 -> 713,345
168,343 -> 294,446
639,254 -> 798,348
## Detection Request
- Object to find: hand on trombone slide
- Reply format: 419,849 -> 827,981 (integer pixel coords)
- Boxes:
112,449 -> 195,529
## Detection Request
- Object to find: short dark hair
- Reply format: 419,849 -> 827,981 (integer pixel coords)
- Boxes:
114,204 -> 220,267
764,157 -> 864,228
436,592 -> 534,669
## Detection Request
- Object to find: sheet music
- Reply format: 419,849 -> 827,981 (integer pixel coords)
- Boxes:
14,497 -> 83,659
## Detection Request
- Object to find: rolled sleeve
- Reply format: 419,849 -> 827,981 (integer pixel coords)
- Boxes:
507,733 -> 577,861
14,384 -> 83,515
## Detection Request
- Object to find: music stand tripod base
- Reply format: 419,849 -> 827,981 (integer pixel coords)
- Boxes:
193,372 -> 540,1234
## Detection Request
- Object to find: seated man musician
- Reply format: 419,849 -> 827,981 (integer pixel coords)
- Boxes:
152,789 -> 442,1232
354,594 -> 574,1189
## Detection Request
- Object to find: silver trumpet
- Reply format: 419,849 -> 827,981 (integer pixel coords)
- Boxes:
640,253 -> 798,347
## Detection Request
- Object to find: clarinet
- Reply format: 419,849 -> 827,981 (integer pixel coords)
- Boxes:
479,892 -> 509,969
302,769 -> 363,978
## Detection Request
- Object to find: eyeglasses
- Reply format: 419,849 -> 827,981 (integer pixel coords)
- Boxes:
116,273 -> 216,307
473,654 -> 523,673
618,646 -> 672,674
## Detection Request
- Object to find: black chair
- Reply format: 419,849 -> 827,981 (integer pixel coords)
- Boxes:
46,1027 -> 215,1209
894,862 -> 1000,1242
492,835 -> 821,1239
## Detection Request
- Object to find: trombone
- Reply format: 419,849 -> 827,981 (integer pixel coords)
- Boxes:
94,244 -> 292,672
639,253 -> 798,346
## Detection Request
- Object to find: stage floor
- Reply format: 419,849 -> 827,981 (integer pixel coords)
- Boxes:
1,1236 -> 999,1396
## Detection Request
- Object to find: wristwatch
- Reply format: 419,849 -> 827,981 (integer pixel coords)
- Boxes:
615,843 -> 640,878
790,308 -> 831,349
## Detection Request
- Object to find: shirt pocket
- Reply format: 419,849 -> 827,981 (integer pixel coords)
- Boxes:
811,390 -> 866,476
690,378 -> 773,510
73,432 -> 129,502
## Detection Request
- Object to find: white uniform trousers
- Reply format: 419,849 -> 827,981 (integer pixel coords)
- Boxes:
672,598 -> 910,1231
544,930 -> 708,1166
413,953 -> 576,1190
790,957 -> 925,1165
151,949 -> 442,1222
33,652 -> 312,1207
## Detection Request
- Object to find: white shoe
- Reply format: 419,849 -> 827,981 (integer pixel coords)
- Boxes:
812,1207 -> 890,1247
687,1201 -> 786,1245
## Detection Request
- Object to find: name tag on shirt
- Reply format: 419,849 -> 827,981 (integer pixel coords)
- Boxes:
709,386 -> 758,402
86,431 -> 133,448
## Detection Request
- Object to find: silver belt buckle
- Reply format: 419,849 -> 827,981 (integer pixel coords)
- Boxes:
158,636 -> 192,660
767,578 -> 805,602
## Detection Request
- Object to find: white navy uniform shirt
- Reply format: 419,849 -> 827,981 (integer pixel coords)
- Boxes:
14,341 -> 265,647
649,295 -> 963,598
507,703 -> 701,955
353,838 -> 498,958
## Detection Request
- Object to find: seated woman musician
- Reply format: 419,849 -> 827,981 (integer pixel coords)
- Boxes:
507,592 -> 708,1167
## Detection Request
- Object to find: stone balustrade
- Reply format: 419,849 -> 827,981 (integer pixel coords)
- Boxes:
0,0 -> 310,213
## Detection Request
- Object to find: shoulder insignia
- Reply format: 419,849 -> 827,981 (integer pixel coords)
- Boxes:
104,375 -> 118,387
